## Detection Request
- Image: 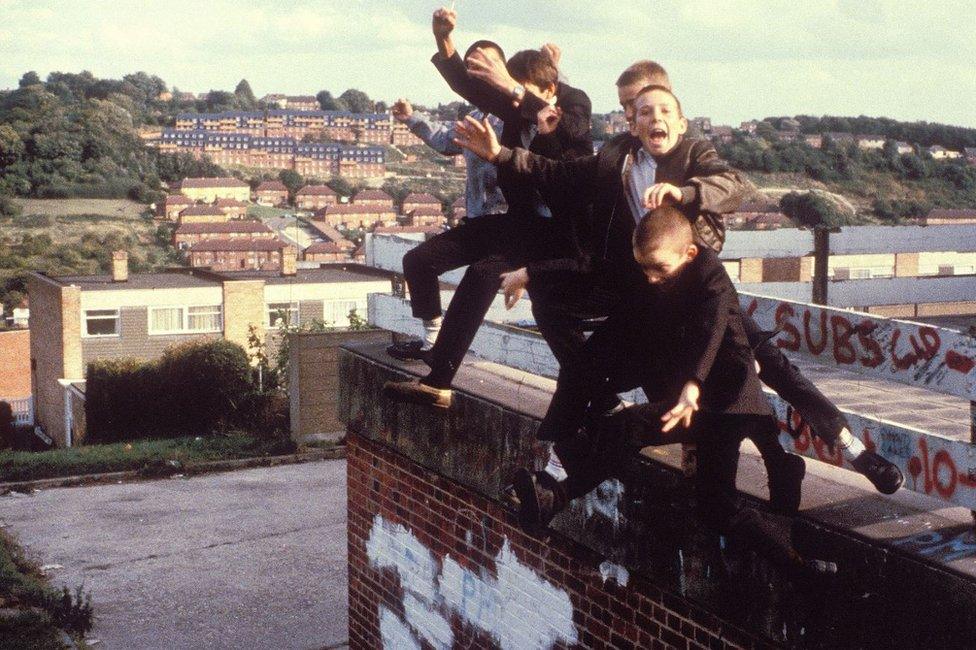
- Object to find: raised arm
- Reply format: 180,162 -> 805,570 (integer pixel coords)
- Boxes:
393,99 -> 462,156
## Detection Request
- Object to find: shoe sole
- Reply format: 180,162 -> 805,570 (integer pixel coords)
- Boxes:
382,382 -> 451,409
512,468 -> 540,532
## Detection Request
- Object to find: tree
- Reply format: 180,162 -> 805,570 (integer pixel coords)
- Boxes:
316,90 -> 342,111
18,71 -> 41,88
779,191 -> 846,229
339,88 -> 374,113
234,79 -> 256,110
278,169 -> 303,196
327,177 -> 354,197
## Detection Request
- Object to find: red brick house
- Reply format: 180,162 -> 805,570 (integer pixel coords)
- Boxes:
351,189 -> 394,209
213,198 -> 249,219
178,205 -> 230,224
255,180 -> 290,207
404,206 -> 446,227
304,241 -> 352,262
157,194 -> 192,220
173,221 -> 276,250
402,192 -> 442,214
295,185 -> 340,211
314,204 -> 396,229
451,196 -> 466,223
188,238 -> 289,271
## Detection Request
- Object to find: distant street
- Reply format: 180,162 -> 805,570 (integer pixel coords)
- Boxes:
1,460 -> 348,650
265,216 -> 321,249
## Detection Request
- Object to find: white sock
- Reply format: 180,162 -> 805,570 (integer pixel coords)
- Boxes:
835,428 -> 866,462
604,402 -> 625,416
544,446 -> 567,481
422,317 -> 442,348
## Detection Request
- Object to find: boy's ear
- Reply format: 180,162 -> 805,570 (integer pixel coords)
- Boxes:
686,243 -> 699,260
677,116 -> 688,136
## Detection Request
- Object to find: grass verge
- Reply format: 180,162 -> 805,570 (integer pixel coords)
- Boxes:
0,529 -> 92,649
0,433 -> 299,484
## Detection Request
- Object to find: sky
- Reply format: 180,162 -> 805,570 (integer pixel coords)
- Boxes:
1,0 -> 975,128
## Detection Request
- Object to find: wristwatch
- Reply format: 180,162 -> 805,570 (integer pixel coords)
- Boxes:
510,84 -> 526,101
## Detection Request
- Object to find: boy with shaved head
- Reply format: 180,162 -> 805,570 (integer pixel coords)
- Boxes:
512,204 -> 837,579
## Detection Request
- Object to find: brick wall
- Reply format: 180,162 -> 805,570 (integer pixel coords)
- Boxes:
348,434 -> 763,650
0,329 -> 31,398
222,279 -> 266,350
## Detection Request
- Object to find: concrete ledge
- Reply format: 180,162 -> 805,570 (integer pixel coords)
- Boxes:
339,341 -> 976,647
0,447 -> 345,493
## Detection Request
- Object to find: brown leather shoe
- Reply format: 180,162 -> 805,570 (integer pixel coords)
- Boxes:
382,379 -> 452,409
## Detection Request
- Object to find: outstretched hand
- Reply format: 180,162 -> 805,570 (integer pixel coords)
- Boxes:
499,267 -> 529,309
392,98 -> 413,123
661,381 -> 700,433
453,115 -> 501,161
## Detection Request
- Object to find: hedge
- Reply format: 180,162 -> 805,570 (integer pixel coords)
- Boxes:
85,339 -> 280,443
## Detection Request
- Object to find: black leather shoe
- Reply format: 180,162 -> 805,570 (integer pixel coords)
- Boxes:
512,469 -> 564,533
768,453 -> 806,516
386,340 -> 431,364
851,450 -> 904,495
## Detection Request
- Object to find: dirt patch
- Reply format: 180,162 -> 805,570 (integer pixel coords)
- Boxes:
12,198 -> 146,219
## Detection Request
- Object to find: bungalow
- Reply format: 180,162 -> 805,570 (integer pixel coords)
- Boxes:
255,180 -> 290,206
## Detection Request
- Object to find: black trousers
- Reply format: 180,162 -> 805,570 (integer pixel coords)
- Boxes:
401,213 -> 569,388
530,278 -> 846,444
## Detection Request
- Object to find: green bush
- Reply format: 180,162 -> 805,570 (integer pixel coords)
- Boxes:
85,339 -> 264,443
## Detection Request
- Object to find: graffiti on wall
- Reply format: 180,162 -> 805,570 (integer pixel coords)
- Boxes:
366,514 -> 578,650
771,396 -> 976,509
743,294 -> 976,400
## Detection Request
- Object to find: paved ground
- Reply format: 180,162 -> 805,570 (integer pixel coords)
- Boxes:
0,460 -> 348,650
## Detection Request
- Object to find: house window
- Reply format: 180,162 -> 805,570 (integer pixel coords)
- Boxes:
324,299 -> 366,327
267,302 -> 299,328
84,309 -> 120,337
149,305 -> 222,334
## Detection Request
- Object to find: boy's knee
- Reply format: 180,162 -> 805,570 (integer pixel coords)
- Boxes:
402,247 -> 429,278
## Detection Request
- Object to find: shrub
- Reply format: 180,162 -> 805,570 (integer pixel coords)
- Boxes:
85,339 -> 259,442
0,401 -> 14,449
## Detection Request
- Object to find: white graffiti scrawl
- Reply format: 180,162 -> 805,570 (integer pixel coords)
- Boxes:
366,515 -> 579,649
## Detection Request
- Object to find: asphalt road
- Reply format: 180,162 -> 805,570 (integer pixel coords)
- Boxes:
1,460 -> 349,650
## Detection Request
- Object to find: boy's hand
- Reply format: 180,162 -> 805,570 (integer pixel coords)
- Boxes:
537,105 -> 562,135
392,99 -> 413,123
432,8 -> 456,39
466,48 -> 519,98
643,183 -> 683,210
661,381 -> 700,433
499,267 -> 529,309
453,115 -> 501,162
541,42 -> 561,67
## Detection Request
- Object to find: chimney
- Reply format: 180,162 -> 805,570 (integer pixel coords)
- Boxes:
282,247 -> 297,276
111,250 -> 129,282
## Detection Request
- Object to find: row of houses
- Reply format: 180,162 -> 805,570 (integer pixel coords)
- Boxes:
170,108 -> 422,147
155,130 -> 387,178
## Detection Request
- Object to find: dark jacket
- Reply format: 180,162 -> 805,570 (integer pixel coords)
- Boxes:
628,248 -> 771,416
495,134 -> 750,287
431,52 -> 593,273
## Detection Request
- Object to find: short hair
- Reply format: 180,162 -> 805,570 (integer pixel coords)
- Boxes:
616,60 -> 671,90
634,205 -> 693,253
464,40 -> 506,62
635,84 -> 683,117
507,49 -> 559,89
